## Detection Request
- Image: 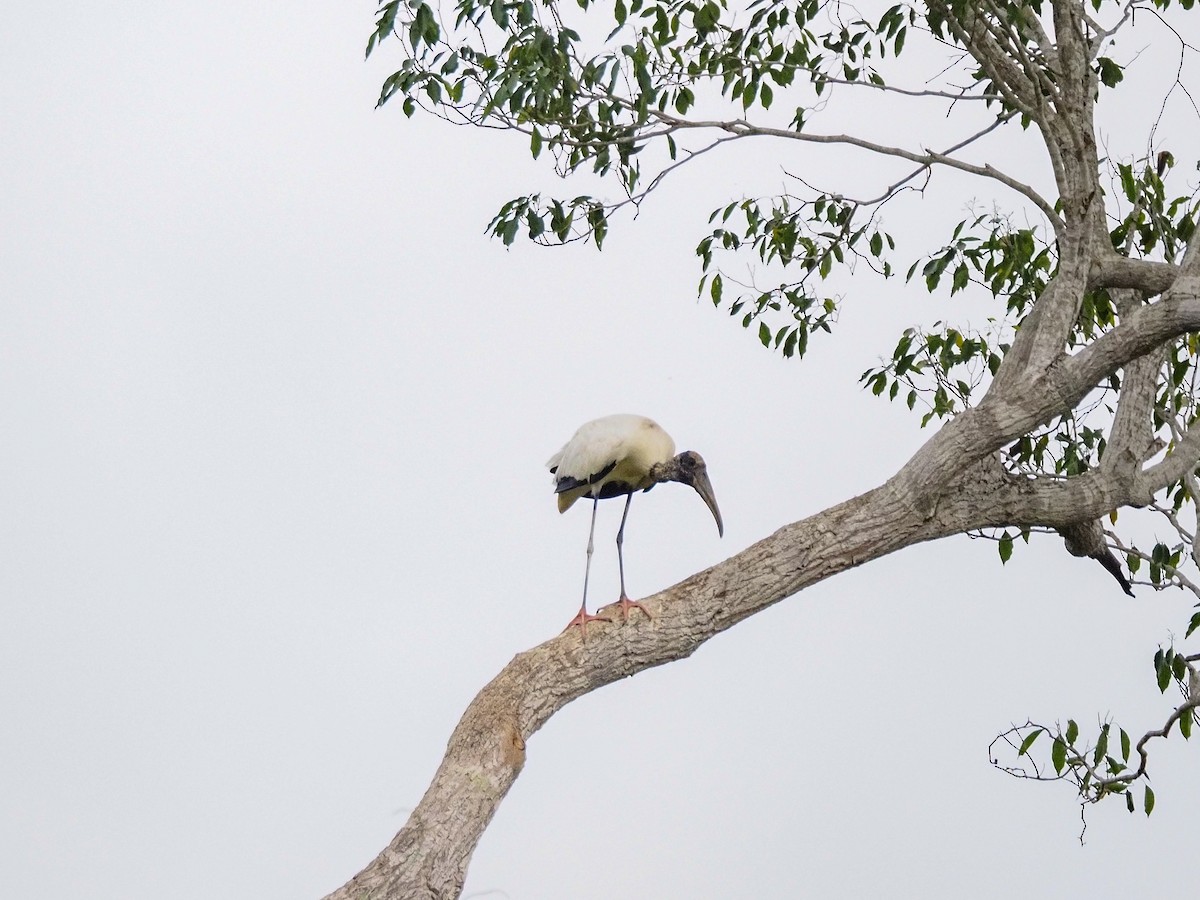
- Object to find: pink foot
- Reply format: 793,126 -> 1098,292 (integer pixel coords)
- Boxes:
613,594 -> 652,622
562,605 -> 611,641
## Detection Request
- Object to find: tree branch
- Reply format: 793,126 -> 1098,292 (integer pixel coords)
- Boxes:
1060,285 -> 1200,422
1089,656 -> 1200,790
323,479 -> 958,899
641,110 -> 1063,232
928,0 -> 1042,119
1088,254 -> 1182,294
1103,288 -> 1162,480
891,273 -> 1200,514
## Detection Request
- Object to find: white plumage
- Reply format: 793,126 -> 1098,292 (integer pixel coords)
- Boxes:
547,414 -> 676,512
548,414 -> 723,637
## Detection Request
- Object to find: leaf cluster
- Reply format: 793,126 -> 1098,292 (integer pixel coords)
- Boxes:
697,193 -> 893,356
996,639 -> 1198,818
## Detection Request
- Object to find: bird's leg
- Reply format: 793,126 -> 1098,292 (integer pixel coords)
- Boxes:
613,493 -> 651,622
563,496 -> 610,639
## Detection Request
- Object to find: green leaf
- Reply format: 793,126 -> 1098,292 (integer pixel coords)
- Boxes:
530,128 -> 543,160
588,204 -> 607,250
1094,725 -> 1109,766
409,6 -> 424,49
1186,611 -> 1200,639
1018,728 -> 1042,756
491,0 -> 508,29
366,1 -> 401,59
526,210 -> 545,239
1096,57 -> 1124,89
694,1 -> 719,34
1126,791 -> 1135,814
1120,728 -> 1131,763
1181,710 -> 1193,740
1052,737 -> 1067,774
1066,719 -> 1079,744
1118,164 -> 1136,203
782,329 -> 798,358
998,532 -> 1013,563
951,263 -> 969,294
1144,785 -> 1155,816
758,321 -> 771,347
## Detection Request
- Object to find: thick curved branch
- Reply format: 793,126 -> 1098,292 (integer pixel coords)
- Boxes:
323,479 -> 958,900
945,465 -> 1134,534
1139,421 -> 1200,495
989,244 -> 1094,400
1088,254 -> 1183,294
334,438 -> 1132,899
890,272 -> 1200,513
1103,290 -> 1163,480
1060,285 -> 1200,413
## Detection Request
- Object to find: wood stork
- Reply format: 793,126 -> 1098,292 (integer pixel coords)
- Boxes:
547,414 -> 723,637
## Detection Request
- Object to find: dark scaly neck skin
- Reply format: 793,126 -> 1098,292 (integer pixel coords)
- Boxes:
647,451 -> 723,536
649,454 -> 691,487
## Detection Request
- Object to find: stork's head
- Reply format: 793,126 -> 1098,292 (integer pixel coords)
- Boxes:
658,451 -> 723,537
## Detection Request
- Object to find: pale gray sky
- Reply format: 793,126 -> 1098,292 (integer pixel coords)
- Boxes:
3,3 -> 1197,898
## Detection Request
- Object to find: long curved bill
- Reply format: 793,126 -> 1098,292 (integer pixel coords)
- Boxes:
691,471 -> 724,538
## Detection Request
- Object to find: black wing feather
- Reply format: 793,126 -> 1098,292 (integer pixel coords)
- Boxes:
554,460 -> 617,495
